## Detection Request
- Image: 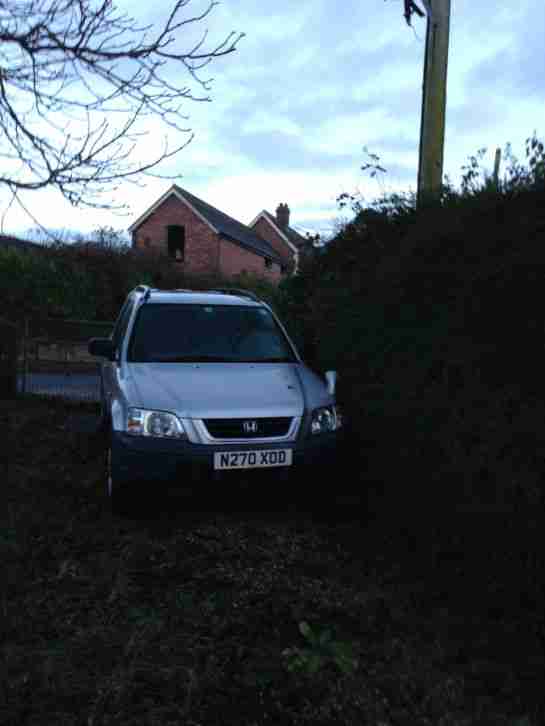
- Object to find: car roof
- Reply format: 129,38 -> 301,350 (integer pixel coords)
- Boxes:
135,289 -> 263,307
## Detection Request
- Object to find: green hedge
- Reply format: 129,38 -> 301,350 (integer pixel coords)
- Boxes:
0,244 -> 281,323
280,137 -> 545,511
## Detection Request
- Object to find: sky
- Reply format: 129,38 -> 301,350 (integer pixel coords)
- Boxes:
1,0 -> 543,241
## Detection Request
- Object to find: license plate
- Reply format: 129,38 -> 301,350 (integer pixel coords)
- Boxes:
214,449 -> 292,470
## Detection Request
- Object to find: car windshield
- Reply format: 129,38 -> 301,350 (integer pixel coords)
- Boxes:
127,304 -> 297,363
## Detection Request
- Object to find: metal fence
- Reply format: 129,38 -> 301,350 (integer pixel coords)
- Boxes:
17,317 -> 114,402
0,317 -> 18,398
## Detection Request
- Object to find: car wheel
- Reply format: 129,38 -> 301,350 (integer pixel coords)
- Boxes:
96,378 -> 109,435
106,436 -> 135,518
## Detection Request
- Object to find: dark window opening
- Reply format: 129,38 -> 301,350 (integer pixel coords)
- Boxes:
281,265 -> 287,274
167,225 -> 185,261
264,258 -> 272,269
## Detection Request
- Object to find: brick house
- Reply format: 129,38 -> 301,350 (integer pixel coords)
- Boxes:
129,185 -> 308,283
249,204 -> 308,274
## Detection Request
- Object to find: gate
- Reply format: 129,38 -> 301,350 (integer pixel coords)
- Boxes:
18,317 -> 114,401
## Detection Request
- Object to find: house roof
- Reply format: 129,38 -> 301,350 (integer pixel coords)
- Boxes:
259,210 -> 308,249
0,234 -> 42,252
130,185 -> 284,265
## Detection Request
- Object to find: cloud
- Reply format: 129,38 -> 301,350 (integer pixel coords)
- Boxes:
460,20 -> 545,103
240,110 -> 302,137
2,0 -> 544,239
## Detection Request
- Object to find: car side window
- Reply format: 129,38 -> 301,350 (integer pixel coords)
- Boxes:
111,298 -> 134,354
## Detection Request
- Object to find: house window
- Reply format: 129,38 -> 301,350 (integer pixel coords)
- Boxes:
167,225 -> 185,262
281,265 -> 287,274
264,258 -> 272,269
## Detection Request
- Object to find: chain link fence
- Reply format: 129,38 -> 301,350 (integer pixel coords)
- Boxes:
17,317 -> 114,401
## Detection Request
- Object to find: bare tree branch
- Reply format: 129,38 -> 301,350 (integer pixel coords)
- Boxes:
0,0 -> 244,208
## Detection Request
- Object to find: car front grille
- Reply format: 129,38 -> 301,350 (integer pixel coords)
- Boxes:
202,417 -> 292,439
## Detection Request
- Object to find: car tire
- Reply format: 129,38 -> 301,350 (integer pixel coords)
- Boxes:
96,377 -> 110,435
106,434 -> 136,518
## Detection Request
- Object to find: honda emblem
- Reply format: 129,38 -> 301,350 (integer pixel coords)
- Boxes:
243,420 -> 258,434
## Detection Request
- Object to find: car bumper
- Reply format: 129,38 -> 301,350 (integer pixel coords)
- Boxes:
110,429 -> 340,492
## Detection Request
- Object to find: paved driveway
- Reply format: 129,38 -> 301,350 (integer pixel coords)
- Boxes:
17,373 -> 101,401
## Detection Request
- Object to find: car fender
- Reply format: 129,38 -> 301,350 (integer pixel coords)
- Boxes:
111,397 -> 126,432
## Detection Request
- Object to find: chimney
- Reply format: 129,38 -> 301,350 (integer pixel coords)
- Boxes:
276,202 -> 290,228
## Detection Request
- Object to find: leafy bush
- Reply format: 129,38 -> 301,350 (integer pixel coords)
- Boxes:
283,134 -> 545,511
0,246 -> 95,320
0,242 -> 282,323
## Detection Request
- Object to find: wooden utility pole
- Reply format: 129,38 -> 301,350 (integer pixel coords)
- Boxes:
492,147 -> 502,190
417,0 -> 451,207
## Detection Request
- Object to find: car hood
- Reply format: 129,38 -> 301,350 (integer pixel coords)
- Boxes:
126,363 -> 307,419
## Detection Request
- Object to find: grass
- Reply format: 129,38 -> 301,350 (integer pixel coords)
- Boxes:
1,396 -> 544,725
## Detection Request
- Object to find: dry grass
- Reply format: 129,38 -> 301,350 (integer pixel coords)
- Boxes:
1,397 -> 544,725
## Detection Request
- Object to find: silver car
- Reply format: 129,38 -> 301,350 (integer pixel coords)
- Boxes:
88,285 -> 342,514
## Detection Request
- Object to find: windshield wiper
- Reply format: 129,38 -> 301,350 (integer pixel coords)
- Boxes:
154,355 -> 235,363
237,357 -> 294,363
135,355 -> 295,363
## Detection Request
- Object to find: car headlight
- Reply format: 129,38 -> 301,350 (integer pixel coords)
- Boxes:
310,405 -> 342,435
127,408 -> 186,438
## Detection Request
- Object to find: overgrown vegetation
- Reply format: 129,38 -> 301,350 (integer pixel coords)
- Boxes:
278,133 -> 545,513
0,242 -> 282,323
1,397 -> 544,725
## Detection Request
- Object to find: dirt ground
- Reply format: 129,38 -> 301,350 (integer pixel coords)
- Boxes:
2,396 -> 544,725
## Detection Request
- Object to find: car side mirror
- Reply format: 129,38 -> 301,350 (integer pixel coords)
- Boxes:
325,370 -> 337,396
88,337 -> 115,360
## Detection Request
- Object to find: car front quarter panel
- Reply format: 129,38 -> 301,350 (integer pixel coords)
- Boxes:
109,364 -> 144,432
111,396 -> 127,432
297,364 -> 335,410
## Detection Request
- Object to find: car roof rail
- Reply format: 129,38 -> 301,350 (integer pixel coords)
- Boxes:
134,284 -> 155,302
135,285 -> 263,303
207,287 -> 261,303
136,286 -> 203,295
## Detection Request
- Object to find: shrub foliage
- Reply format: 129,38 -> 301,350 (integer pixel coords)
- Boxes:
0,243 -> 281,323
278,134 -> 545,511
